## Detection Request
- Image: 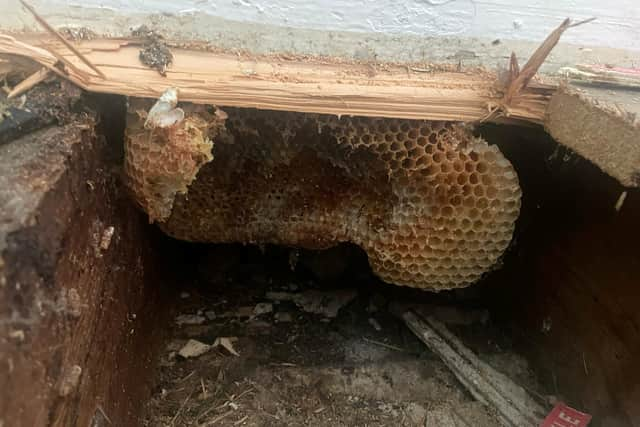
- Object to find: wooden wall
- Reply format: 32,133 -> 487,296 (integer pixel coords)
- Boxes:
0,92 -> 173,427
484,124 -> 640,427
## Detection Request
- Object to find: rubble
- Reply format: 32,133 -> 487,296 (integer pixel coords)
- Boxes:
274,312 -> 293,323
253,302 -> 273,316
404,402 -> 427,425
424,403 -> 492,427
178,339 -> 211,359
266,289 -> 357,318
175,314 -> 206,326
213,337 -> 240,357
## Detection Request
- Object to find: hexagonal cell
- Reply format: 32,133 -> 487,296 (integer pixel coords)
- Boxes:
126,108 -> 521,291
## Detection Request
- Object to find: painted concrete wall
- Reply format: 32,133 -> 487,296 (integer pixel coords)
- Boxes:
6,0 -> 638,51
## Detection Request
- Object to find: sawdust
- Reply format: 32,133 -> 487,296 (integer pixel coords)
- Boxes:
59,27 -> 97,41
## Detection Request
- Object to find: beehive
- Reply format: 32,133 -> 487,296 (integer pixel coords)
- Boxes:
125,102 -> 521,291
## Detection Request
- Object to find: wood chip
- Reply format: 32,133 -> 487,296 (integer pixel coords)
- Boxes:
7,67 -> 49,99
178,339 -> 211,358
213,337 -> 240,356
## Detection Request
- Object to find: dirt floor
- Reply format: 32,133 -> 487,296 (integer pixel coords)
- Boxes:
142,244 -> 545,427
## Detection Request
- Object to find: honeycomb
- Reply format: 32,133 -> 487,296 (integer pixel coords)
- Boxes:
125,104 -> 521,291
125,96 -> 226,222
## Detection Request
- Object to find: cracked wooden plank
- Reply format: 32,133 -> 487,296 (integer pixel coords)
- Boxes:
0,34 -> 554,124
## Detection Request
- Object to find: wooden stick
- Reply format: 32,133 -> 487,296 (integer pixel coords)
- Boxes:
19,0 -> 106,79
7,67 -> 50,98
198,409 -> 234,427
403,311 -> 547,427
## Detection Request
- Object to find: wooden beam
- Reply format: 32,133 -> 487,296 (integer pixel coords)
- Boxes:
545,84 -> 640,187
0,34 -> 554,124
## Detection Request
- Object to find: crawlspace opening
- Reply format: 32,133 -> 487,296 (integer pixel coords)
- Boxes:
93,99 -> 638,427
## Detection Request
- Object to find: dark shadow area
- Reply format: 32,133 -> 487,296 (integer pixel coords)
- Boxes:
147,122 -> 639,426
477,123 -> 640,427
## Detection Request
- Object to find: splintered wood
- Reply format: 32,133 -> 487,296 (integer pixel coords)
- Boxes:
403,312 -> 547,427
0,33 -> 554,124
482,17 -> 595,122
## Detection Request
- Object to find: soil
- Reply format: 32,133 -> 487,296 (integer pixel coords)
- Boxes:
143,244 -> 545,427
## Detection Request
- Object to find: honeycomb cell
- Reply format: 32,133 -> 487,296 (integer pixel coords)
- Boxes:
125,106 -> 521,291
433,152 -> 445,163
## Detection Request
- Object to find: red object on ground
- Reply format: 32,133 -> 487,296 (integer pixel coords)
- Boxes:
540,403 -> 592,427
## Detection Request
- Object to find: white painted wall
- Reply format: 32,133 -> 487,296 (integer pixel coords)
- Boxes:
44,0 -> 640,50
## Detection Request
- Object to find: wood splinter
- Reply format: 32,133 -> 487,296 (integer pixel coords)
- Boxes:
483,17 -> 596,122
18,0 -> 106,79
7,67 -> 50,98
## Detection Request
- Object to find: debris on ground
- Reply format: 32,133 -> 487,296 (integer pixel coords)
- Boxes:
390,302 -> 489,326
253,302 -> 273,316
425,402 -> 499,427
266,289 -> 357,318
402,311 -> 547,427
175,314 -> 206,326
178,339 -> 211,359
294,289 -> 357,318
274,311 -> 293,323
145,253 -> 544,427
403,402 -> 426,424
213,337 -> 240,356
218,306 -> 254,319
132,25 -> 173,76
